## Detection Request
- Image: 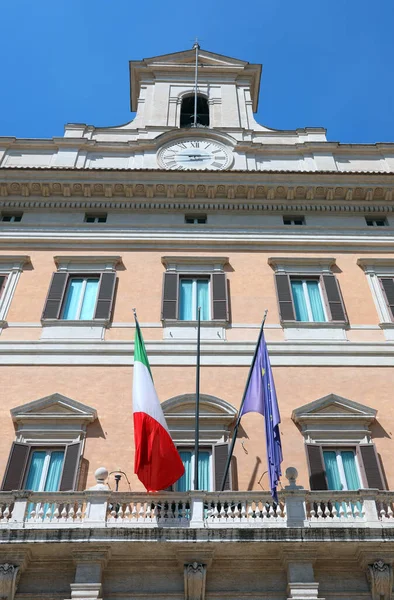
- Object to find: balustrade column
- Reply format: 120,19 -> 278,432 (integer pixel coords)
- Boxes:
190,493 -> 205,528
84,467 -> 110,526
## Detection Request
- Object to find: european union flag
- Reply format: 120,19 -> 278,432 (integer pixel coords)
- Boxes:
240,331 -> 283,501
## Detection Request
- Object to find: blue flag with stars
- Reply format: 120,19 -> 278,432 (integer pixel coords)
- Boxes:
240,331 -> 283,501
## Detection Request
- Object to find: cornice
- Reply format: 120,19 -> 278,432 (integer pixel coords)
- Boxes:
0,174 -> 394,212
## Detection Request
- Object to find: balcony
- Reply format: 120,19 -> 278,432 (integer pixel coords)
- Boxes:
0,467 -> 392,533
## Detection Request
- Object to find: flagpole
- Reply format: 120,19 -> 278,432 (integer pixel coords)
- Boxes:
194,307 -> 201,490
220,309 -> 268,492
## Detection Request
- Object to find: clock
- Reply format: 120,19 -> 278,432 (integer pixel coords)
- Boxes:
157,139 -> 232,171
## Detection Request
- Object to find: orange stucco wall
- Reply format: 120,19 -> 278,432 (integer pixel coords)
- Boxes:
0,248 -> 393,492
1,364 -> 393,492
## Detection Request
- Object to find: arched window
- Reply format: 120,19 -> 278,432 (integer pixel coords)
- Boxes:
162,394 -> 236,491
180,95 -> 209,128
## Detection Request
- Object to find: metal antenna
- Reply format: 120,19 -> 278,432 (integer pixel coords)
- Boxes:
192,39 -> 200,127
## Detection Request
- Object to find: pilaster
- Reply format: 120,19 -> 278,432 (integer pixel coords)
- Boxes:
65,548 -> 111,600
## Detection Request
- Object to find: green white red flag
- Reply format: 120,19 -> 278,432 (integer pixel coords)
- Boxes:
132,320 -> 184,491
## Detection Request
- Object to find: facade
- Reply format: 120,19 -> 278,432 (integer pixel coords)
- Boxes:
1,46 -> 394,600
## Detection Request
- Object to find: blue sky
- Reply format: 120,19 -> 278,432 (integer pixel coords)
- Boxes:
1,0 -> 393,143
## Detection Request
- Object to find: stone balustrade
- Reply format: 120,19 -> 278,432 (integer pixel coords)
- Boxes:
0,466 -> 392,531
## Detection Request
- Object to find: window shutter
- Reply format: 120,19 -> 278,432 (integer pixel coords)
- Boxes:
0,275 -> 7,298
212,273 -> 228,321
380,278 -> 394,320
213,442 -> 232,491
94,272 -> 116,320
42,272 -> 68,319
161,273 -> 178,320
306,444 -> 327,490
322,274 -> 347,323
59,442 -> 82,491
1,442 -> 30,491
275,274 -> 295,321
357,444 -> 385,490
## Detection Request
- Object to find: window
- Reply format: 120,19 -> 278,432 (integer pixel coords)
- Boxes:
269,258 -> 348,325
162,394 -> 236,490
366,217 -> 388,227
322,449 -> 361,491
0,275 -> 7,300
25,449 -> 65,492
292,393 -> 385,491
175,449 -> 212,491
179,277 -> 210,320
290,278 -> 327,322
283,216 -> 305,225
42,268 -> 117,322
2,393 -> 97,492
85,214 -> 107,223
180,95 -> 209,128
161,257 -> 229,323
1,213 -> 23,222
379,278 -> 394,321
61,276 -> 100,320
0,256 -> 29,326
357,259 -> 394,331
1,441 -> 81,492
185,215 -> 207,224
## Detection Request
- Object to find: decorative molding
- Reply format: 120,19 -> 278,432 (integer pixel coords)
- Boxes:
292,393 -> 376,444
162,256 -> 228,267
0,564 -> 19,600
54,255 -> 122,272
268,257 -> 336,273
1,340 -> 394,367
11,392 -> 97,443
0,256 -> 30,322
162,393 -> 236,444
184,563 -> 207,600
367,561 -> 393,600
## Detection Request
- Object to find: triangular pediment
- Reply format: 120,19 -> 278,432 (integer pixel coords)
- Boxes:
11,393 -> 97,423
129,47 -> 261,112
292,393 -> 376,424
142,48 -> 248,68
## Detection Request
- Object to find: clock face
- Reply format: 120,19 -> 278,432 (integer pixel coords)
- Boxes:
158,139 -> 232,171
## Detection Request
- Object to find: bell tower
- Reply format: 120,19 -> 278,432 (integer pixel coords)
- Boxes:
128,48 -> 262,131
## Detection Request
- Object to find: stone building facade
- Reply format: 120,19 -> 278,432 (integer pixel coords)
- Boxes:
0,47 -> 394,600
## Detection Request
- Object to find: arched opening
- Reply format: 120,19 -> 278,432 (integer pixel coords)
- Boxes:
162,393 -> 236,491
180,95 -> 210,128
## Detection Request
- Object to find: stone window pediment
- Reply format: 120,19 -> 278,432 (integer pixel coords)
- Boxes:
292,393 -> 376,444
11,392 -> 97,443
162,393 -> 236,444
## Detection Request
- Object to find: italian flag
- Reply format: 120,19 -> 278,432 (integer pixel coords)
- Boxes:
132,321 -> 185,491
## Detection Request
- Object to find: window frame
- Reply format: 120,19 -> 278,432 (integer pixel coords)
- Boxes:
60,274 -> 101,321
84,214 -> 107,224
0,256 -> 29,326
23,446 -> 66,492
365,216 -> 388,227
178,276 -> 211,321
161,256 -> 229,326
185,214 -> 207,224
283,216 -> 306,226
1,212 -> 23,223
321,446 -> 363,491
357,259 -> 394,329
269,257 -> 348,330
290,276 -> 329,323
41,257 -> 121,329
174,446 -> 213,492
180,94 -> 210,128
